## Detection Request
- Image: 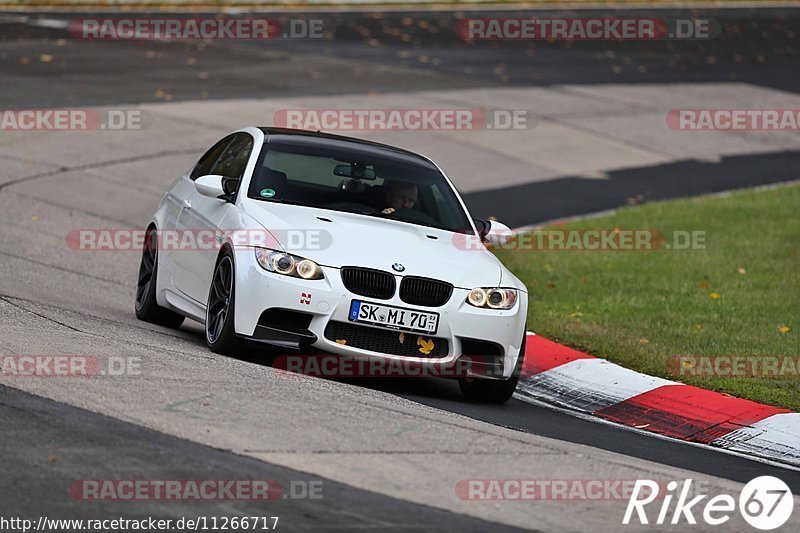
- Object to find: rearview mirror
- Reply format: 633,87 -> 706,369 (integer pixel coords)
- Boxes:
334,163 -> 376,180
194,175 -> 226,198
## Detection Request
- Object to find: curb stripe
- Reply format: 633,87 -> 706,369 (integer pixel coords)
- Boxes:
712,413 -> 800,465
519,358 -> 674,413
519,333 -> 800,467
594,384 -> 790,443
522,333 -> 595,375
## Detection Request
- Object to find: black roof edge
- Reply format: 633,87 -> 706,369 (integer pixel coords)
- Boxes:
258,127 -> 432,164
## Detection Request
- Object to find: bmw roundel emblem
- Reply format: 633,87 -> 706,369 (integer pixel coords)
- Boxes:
392,263 -> 405,272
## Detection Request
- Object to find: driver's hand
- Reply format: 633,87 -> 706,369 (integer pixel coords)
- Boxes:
381,207 -> 395,214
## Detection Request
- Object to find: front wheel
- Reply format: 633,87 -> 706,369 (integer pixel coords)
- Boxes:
205,251 -> 241,354
459,330 -> 526,404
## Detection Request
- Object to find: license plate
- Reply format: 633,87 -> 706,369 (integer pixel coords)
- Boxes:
348,300 -> 439,335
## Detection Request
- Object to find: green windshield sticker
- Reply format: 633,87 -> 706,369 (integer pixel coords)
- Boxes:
260,188 -> 276,198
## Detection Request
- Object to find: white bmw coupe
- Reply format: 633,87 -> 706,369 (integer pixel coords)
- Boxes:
136,127 -> 528,402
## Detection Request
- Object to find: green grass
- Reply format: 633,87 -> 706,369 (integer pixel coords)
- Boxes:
497,184 -> 800,410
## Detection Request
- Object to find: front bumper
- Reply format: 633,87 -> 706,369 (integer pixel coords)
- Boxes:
232,249 -> 527,379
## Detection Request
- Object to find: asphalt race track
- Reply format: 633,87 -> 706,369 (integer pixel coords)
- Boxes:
1,8 -> 799,531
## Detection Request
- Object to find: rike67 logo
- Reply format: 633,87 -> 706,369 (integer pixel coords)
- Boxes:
624,476 -> 794,530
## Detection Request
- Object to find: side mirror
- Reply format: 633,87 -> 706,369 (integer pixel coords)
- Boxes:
194,175 -> 226,199
476,219 -> 513,247
473,218 -> 489,239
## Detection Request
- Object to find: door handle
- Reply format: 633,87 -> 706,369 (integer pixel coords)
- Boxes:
182,199 -> 192,210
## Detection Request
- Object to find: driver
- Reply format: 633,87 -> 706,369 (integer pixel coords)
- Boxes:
382,181 -> 418,214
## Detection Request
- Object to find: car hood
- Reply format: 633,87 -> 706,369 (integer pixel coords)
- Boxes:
243,200 -> 502,288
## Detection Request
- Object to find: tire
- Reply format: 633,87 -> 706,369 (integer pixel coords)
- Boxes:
205,250 -> 241,354
459,329 -> 526,404
135,227 -> 185,328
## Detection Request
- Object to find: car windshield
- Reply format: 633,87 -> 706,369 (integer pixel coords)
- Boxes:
247,141 -> 472,232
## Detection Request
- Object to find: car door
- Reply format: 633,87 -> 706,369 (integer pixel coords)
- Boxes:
160,135 -> 233,280
174,133 -> 254,304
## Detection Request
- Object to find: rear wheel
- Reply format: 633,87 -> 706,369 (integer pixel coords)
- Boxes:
135,228 -> 185,328
459,329 -> 526,404
205,251 -> 241,354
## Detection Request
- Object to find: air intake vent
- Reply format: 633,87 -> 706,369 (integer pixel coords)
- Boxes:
341,267 -> 396,300
324,321 -> 448,358
399,276 -> 453,307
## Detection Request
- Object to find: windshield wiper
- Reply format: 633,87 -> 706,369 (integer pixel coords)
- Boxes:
257,198 -> 309,207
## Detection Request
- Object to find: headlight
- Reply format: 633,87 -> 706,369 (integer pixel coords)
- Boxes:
467,288 -> 487,307
295,259 -> 319,279
254,248 -> 324,280
465,287 -> 517,310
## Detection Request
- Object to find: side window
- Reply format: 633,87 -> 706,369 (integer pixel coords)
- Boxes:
190,135 -> 234,181
211,134 -> 254,195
